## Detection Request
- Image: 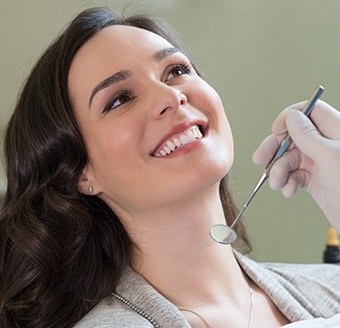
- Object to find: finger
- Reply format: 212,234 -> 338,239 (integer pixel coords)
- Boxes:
272,100 -> 340,139
252,135 -> 279,165
309,100 -> 340,139
253,133 -> 296,166
268,148 -> 301,190
281,170 -> 311,198
285,110 -> 327,160
271,101 -> 306,135
253,131 -> 293,165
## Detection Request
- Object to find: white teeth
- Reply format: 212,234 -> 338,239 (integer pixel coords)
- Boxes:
164,146 -> 171,154
154,125 -> 204,157
166,140 -> 176,151
192,126 -> 202,138
173,137 -> 181,147
180,134 -> 189,145
187,129 -> 195,140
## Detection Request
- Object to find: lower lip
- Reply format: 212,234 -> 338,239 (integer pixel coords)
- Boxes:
154,135 -> 207,159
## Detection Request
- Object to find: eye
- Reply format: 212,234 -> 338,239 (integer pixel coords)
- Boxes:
103,90 -> 135,114
165,62 -> 192,82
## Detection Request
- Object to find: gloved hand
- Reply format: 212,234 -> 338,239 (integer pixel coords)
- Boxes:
253,100 -> 340,232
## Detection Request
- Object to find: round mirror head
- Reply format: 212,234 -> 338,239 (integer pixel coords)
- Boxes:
209,224 -> 237,244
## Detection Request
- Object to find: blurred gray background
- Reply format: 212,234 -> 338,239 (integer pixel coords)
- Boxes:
1,0 -> 339,263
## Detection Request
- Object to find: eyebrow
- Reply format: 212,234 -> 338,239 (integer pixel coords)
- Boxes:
153,47 -> 181,61
89,70 -> 132,107
89,47 -> 182,107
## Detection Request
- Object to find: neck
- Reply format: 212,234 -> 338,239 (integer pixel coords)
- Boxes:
127,186 -> 250,309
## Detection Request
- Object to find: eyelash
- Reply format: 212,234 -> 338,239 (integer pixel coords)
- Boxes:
102,61 -> 192,114
103,89 -> 136,114
166,61 -> 192,80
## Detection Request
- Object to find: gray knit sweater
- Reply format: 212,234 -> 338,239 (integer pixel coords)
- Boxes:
74,252 -> 340,327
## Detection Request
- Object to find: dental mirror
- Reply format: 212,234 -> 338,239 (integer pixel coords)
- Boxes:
209,224 -> 237,244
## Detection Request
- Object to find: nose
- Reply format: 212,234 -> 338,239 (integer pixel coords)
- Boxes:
147,83 -> 187,120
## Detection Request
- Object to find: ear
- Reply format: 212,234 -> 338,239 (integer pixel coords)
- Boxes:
77,163 -> 101,195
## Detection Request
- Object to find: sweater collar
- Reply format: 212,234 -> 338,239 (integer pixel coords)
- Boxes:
116,266 -> 190,327
234,251 -> 319,321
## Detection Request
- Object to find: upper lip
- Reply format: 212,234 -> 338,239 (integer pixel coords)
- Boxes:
150,120 -> 208,156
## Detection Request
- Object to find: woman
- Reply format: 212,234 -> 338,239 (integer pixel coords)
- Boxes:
0,7 -> 339,328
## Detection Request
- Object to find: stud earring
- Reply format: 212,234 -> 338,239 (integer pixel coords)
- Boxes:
88,186 -> 94,193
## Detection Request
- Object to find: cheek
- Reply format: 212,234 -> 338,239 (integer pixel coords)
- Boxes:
189,80 -> 226,117
194,82 -> 234,166
89,127 -> 136,171
191,81 -> 232,138
88,128 -> 144,208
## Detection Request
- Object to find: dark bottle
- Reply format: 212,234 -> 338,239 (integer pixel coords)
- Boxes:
323,228 -> 340,264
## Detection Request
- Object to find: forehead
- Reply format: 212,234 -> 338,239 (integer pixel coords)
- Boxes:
71,25 -> 174,69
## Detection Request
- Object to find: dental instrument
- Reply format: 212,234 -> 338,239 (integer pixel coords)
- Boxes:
209,85 -> 325,244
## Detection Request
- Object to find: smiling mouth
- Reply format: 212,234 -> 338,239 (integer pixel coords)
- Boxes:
153,125 -> 204,157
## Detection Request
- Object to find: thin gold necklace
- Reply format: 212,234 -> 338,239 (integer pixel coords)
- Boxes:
179,285 -> 255,328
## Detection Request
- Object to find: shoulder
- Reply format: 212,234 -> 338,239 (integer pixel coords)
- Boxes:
73,266 -> 189,328
236,250 -> 340,293
262,261 -> 340,289
260,261 -> 340,317
73,296 -> 154,328
262,260 -> 340,280
235,251 -> 340,319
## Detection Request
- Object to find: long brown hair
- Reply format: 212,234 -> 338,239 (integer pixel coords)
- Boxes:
0,7 -> 250,328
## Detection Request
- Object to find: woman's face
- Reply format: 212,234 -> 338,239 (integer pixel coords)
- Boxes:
68,25 -> 233,217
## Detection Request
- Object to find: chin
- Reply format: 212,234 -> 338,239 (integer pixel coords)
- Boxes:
183,158 -> 232,197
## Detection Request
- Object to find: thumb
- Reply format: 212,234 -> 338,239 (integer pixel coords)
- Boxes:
285,110 -> 326,159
